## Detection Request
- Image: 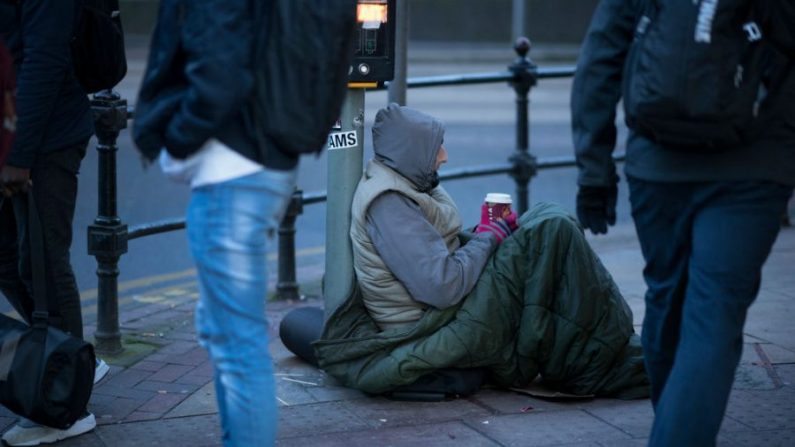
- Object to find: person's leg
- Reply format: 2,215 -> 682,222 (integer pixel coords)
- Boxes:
12,142 -> 87,338
627,177 -> 694,406
188,168 -> 296,447
0,197 -> 32,322
648,181 -> 792,447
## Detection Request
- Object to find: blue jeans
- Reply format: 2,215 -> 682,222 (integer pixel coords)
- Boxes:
628,178 -> 792,447
187,168 -> 297,447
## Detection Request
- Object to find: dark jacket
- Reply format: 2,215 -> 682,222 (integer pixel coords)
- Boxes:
132,0 -> 297,171
0,0 -> 93,168
572,0 -> 795,188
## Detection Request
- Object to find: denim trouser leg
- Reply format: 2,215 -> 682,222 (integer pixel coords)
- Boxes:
187,168 -> 296,447
628,178 -> 792,447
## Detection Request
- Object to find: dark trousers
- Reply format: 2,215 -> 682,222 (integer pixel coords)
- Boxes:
0,141 -> 87,339
628,177 -> 792,447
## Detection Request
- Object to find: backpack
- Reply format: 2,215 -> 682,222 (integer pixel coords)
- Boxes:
0,38 -> 15,168
71,0 -> 127,94
245,0 -> 358,157
624,0 -> 769,151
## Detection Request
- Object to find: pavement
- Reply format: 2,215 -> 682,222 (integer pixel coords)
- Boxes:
1,220 -> 793,447
1,38 -> 794,446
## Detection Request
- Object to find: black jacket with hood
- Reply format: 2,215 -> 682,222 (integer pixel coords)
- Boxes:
572,0 -> 795,188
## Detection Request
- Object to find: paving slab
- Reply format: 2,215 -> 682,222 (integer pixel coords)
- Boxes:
165,381 -> 217,419
3,216 -> 795,447
469,410 -> 632,446
94,414 -> 221,447
277,401 -> 372,439
276,421 -> 501,447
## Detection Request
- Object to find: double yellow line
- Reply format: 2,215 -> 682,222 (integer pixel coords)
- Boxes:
3,245 -> 326,320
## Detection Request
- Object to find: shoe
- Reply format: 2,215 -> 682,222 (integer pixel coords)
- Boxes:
1,413 -> 96,446
94,358 -> 110,384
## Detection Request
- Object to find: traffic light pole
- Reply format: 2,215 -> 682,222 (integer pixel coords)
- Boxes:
323,88 -> 365,319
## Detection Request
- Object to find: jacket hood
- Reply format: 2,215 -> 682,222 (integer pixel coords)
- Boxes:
372,103 -> 445,192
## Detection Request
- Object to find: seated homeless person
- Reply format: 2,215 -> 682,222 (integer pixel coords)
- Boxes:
314,104 -> 649,398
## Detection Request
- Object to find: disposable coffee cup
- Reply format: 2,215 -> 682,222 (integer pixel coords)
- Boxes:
485,193 -> 513,223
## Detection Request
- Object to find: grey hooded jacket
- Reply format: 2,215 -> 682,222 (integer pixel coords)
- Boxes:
351,104 -> 496,329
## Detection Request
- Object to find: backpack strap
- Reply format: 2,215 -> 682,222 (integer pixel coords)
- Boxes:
24,190 -> 50,328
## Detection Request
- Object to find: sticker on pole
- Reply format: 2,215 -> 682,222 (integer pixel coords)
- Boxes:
327,131 -> 358,150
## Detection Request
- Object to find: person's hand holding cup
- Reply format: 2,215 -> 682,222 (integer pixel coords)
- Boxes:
476,193 -> 517,243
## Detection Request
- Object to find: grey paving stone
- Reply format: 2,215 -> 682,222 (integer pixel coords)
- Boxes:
129,360 -> 167,372
137,391 -> 189,414
744,289 -> 795,352
339,396 -> 491,428
278,401 -> 371,439
733,361 -> 778,391
147,363 -> 193,383
57,431 -> 107,447
720,415 -> 757,433
276,376 -> 321,407
758,344 -> 795,365
165,381 -> 217,419
725,389 -> 795,430
596,439 -> 647,447
277,421 -> 500,447
776,364 -> 795,387
95,414 -> 221,447
719,429 -> 795,447
470,389 -> 588,414
467,409 -> 632,446
92,384 -> 155,402
102,368 -> 154,389
134,380 -> 199,394
93,396 -> 146,425
584,399 -> 651,438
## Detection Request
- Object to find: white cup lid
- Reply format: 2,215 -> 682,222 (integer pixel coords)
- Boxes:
485,193 -> 512,204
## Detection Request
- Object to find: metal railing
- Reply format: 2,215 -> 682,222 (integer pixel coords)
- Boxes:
86,38 -> 620,355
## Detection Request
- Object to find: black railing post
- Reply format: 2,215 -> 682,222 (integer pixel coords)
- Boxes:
277,190 -> 304,301
88,90 -> 128,355
508,37 -> 538,215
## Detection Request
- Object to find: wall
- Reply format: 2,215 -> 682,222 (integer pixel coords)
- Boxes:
408,0 -> 599,43
119,0 -> 600,44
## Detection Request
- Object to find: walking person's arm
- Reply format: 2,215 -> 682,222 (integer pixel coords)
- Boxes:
570,0 -> 639,234
2,0 -> 76,188
161,0 -> 259,159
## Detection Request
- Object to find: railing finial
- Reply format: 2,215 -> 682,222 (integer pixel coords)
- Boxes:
514,37 -> 532,59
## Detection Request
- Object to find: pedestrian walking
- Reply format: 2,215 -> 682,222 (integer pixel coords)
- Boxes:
572,0 -> 795,445
0,1 -> 109,445
132,1 -> 355,445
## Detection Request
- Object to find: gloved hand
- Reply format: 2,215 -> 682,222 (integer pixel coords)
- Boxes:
476,219 -> 513,243
576,185 -> 617,235
504,211 -> 518,231
477,204 -> 514,242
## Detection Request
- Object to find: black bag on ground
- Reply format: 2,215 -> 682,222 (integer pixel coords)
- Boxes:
246,0 -> 357,156
279,307 -> 485,402
0,191 -> 95,429
71,0 -> 127,94
624,0 -> 769,151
